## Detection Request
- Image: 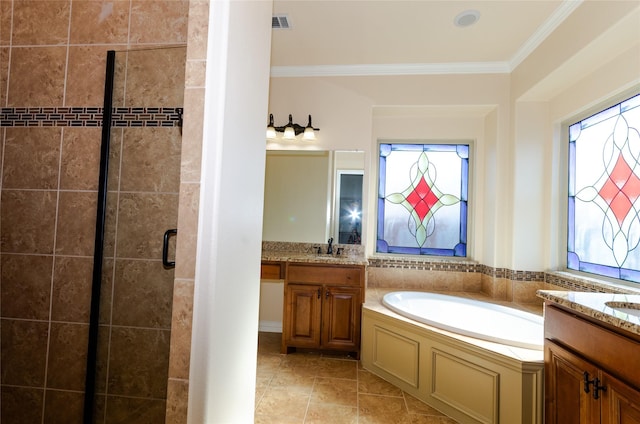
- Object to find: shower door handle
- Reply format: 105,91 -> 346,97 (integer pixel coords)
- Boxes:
163,229 -> 178,269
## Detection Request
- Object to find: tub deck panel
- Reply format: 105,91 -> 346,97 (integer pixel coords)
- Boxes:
371,325 -> 420,388
430,348 -> 498,424
361,304 -> 544,424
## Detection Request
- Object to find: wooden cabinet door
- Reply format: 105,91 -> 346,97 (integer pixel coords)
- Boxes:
601,371 -> 640,424
321,286 -> 360,351
545,340 -> 600,424
285,284 -> 322,348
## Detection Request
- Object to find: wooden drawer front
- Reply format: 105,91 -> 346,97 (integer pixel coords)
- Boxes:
287,263 -> 362,286
261,262 -> 283,279
544,305 -> 640,389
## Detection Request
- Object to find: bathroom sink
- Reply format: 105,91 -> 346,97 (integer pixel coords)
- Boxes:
605,301 -> 640,318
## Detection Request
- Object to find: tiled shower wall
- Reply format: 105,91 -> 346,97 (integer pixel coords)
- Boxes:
0,1 -> 192,423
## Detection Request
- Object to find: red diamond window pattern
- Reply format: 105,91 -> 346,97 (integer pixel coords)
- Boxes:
405,177 -> 440,222
598,154 -> 640,226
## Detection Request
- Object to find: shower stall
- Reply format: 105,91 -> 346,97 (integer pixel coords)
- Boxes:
85,47 -> 186,423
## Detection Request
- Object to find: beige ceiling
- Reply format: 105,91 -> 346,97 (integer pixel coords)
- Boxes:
270,0 -> 575,76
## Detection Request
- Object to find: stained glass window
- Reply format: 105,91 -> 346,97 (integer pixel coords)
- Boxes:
568,93 -> 640,283
377,143 -> 469,256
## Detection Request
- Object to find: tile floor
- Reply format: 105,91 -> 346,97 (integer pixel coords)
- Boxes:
255,332 -> 458,424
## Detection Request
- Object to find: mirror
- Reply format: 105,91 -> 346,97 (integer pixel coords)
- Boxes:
262,150 -> 365,244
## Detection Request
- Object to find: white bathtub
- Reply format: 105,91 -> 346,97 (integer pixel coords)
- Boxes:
382,291 -> 544,350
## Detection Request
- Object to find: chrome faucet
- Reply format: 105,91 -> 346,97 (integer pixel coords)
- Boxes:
327,237 -> 334,255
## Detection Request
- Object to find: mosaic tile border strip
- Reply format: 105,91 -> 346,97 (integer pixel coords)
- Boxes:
368,257 -> 637,293
545,272 -> 640,294
0,107 -> 183,127
367,257 -> 481,273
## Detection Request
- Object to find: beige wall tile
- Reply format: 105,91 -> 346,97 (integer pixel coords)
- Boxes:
463,272 -> 482,291
60,127 -> 101,190
51,256 -> 93,323
402,268 -> 432,290
512,279 -> 545,304
11,0 -> 70,45
43,390 -> 84,424
8,46 -> 66,106
2,127 -> 61,189
65,45 -> 110,106
168,280 -> 193,379
55,191 -> 98,256
102,192 -> 118,259
366,267 -> 403,289
0,47 -> 8,106
0,1 -> 12,46
107,129 -> 123,191
46,323 -> 89,391
1,254 -> 53,320
69,0 -> 130,45
112,259 -> 174,328
99,258 -> 114,326
175,183 -> 199,279
166,378 -> 189,424
185,60 -> 206,88
115,192 -> 179,259
1,319 -> 49,386
185,1 -> 209,61
1,190 -> 57,254
120,127 -> 182,193
108,327 -> 170,398
129,0 -> 188,45
1,386 -> 44,424
105,397 -> 167,423
122,46 -> 186,107
180,87 -> 204,182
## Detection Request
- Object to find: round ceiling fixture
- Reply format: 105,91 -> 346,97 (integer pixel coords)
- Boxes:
454,10 -> 480,27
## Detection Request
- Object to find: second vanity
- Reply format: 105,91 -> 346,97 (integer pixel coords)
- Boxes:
538,290 -> 640,424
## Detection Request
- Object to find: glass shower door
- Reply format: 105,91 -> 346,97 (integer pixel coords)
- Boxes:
87,47 -> 186,424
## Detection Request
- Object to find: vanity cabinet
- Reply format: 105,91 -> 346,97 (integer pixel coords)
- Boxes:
283,262 -> 364,357
544,304 -> 640,424
260,261 -> 284,279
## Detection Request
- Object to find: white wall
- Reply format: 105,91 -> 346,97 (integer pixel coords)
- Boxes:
188,1 -> 272,423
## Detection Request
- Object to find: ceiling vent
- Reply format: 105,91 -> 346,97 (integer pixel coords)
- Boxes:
272,14 -> 291,29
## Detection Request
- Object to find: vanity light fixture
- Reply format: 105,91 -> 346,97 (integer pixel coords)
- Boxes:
266,114 -> 320,141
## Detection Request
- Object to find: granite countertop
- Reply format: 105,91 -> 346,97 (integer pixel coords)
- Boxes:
537,290 -> 640,337
261,251 -> 368,266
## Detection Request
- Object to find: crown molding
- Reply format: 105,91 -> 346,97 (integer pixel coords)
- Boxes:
270,62 -> 511,78
270,0 -> 581,78
509,0 -> 583,70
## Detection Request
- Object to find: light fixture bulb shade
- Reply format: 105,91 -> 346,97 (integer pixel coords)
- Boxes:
303,115 -> 316,140
283,126 -> 296,139
303,127 -> 316,140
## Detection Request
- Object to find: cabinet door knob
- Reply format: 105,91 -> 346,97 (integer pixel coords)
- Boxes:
326,290 -> 330,299
583,372 -> 606,399
317,288 -> 321,299
592,378 -> 606,400
583,371 -> 592,394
